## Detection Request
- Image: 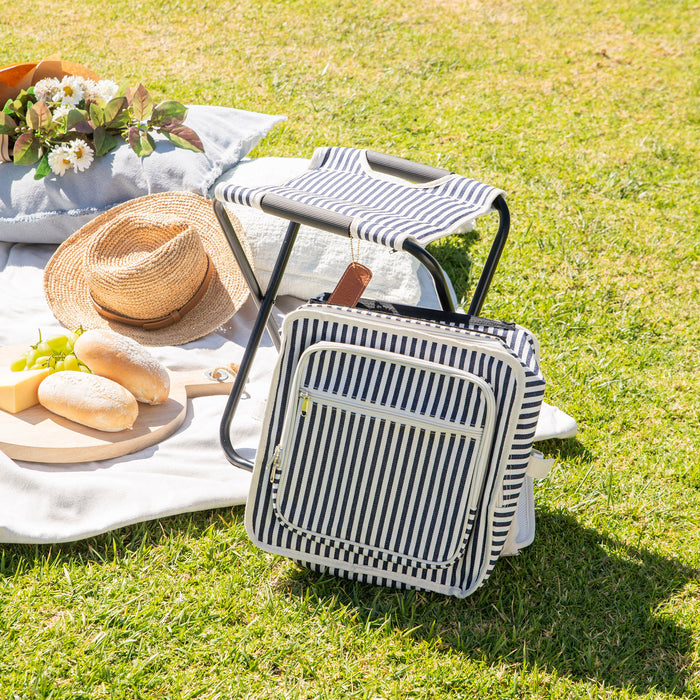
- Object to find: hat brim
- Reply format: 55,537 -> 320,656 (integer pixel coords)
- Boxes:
44,192 -> 250,346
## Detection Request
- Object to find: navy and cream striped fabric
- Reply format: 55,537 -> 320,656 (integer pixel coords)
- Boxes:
245,303 -> 545,597
271,345 -> 493,570
215,147 -> 504,251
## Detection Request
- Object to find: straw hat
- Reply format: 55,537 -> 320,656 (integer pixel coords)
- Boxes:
44,192 -> 250,346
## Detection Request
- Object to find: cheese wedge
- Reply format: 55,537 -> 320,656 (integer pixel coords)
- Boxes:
0,368 -> 51,414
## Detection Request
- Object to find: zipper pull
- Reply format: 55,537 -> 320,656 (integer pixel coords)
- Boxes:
269,445 -> 282,482
300,391 -> 310,417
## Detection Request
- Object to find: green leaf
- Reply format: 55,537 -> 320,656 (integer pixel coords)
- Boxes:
0,112 -> 17,135
103,96 -> 128,127
160,125 -> 204,152
65,108 -> 90,131
151,100 -> 187,126
128,126 -> 155,157
12,132 -> 42,165
130,84 -> 153,123
11,91 -> 35,117
89,102 -> 105,127
25,101 -> 52,131
109,112 -> 130,130
33,153 -> 51,180
93,126 -> 121,156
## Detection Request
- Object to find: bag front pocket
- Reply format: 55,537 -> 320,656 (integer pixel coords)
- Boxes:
269,342 -> 496,570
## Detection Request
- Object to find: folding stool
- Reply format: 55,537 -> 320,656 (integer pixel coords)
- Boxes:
212,146 -> 510,472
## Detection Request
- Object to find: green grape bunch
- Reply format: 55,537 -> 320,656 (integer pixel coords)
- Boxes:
10,327 -> 92,374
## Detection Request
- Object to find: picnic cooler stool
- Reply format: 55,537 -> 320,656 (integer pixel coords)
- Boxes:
213,147 -> 552,597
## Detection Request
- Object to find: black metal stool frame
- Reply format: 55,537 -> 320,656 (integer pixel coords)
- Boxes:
213,150 -> 510,471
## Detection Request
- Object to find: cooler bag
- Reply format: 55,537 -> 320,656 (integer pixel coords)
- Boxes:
244,298 -> 550,597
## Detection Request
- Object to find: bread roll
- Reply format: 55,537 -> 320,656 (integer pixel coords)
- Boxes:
74,329 -> 170,404
38,371 -> 139,432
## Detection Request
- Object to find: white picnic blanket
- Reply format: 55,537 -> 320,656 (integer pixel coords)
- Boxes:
0,214 -> 576,545
0,241 -> 268,543
0,232 -> 448,544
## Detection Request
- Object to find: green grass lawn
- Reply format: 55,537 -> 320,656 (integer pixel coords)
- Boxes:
1,0 -> 699,697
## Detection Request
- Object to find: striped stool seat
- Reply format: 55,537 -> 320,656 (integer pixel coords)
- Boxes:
215,147 -> 504,252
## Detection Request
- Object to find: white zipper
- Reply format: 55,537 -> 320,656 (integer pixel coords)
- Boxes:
299,385 -> 488,440
273,340 -> 499,484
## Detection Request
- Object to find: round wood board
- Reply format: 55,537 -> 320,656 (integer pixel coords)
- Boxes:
0,346 -> 234,464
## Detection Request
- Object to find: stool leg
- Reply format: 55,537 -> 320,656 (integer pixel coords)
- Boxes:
213,200 -> 281,350
406,194 -> 510,316
402,241 -> 455,313
466,195 -> 510,316
219,219 -> 302,470
213,200 -> 260,293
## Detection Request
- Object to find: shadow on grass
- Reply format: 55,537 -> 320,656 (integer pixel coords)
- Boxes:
278,508 -> 699,697
539,437 -> 595,464
1,506 -> 696,694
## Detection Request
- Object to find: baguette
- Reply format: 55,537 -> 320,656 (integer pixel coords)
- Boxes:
38,371 -> 139,432
74,329 -> 170,404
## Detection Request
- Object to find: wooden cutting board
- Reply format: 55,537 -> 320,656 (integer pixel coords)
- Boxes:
0,345 -> 236,464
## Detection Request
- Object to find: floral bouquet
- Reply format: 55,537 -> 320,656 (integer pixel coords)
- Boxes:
0,72 -> 203,179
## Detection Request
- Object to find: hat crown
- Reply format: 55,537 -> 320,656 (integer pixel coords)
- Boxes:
84,215 -> 209,321
44,191 -> 249,346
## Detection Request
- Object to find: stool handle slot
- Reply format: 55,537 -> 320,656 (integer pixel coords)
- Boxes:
365,149 -> 452,184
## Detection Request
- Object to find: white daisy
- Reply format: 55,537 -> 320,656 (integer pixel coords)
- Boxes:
52,104 -> 73,120
81,78 -> 98,101
48,144 -> 76,176
57,76 -> 86,105
34,78 -> 61,103
94,79 -> 120,102
69,140 -> 94,172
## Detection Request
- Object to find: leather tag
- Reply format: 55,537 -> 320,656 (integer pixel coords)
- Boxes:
328,262 -> 373,307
